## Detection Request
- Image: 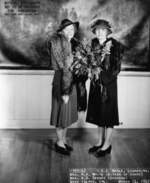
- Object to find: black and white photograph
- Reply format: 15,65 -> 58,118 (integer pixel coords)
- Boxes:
0,0 -> 150,182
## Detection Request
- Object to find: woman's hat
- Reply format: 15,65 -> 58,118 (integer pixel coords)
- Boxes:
91,19 -> 112,35
57,19 -> 79,32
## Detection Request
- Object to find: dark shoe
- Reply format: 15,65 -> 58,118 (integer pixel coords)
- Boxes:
55,143 -> 70,155
65,144 -> 73,151
95,145 -> 112,157
88,144 -> 103,153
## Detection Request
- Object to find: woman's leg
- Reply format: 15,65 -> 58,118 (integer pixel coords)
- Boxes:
62,127 -> 67,144
78,111 -> 86,127
56,127 -> 66,148
101,127 -> 113,150
88,126 -> 105,153
96,127 -> 105,146
62,127 -> 73,151
55,127 -> 71,155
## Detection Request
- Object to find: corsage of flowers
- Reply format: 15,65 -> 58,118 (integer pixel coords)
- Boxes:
70,38 -> 112,81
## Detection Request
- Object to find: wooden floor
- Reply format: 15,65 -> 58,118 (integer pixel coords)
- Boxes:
0,128 -> 150,183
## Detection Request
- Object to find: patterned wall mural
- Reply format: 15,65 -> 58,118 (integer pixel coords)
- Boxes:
0,0 -> 149,70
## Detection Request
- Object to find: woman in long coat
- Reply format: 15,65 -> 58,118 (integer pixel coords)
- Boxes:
86,19 -> 123,157
50,19 -> 78,155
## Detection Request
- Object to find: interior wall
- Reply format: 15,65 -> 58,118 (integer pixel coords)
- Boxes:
0,70 -> 150,129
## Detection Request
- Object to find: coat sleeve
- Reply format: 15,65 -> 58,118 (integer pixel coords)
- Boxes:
100,40 -> 123,86
61,67 -> 73,95
51,36 -> 73,95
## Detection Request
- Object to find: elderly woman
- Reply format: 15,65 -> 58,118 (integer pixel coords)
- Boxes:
50,19 -> 79,155
86,19 -> 123,157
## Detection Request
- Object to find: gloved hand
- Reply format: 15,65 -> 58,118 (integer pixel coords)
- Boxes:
62,95 -> 69,104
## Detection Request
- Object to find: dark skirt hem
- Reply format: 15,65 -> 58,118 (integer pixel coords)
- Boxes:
86,120 -> 120,127
50,86 -> 78,128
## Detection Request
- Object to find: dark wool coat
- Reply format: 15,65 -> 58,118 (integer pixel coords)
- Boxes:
50,33 -> 78,128
86,37 -> 123,127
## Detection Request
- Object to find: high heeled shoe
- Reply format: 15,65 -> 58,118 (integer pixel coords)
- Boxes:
95,145 -> 112,157
88,144 -> 103,153
65,144 -> 73,151
55,143 -> 70,155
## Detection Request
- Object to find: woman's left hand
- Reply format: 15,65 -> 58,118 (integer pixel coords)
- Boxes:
62,95 -> 69,104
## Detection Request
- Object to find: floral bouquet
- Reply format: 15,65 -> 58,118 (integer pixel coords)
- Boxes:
70,38 -> 91,79
70,37 -> 112,82
90,40 -> 112,81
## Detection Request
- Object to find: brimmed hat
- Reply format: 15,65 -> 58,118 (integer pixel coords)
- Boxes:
57,19 -> 79,32
91,19 -> 112,35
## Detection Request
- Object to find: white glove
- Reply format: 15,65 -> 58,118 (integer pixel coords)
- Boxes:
62,95 -> 69,104
88,69 -> 92,78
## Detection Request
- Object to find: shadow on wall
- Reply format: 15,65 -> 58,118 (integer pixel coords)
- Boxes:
0,32 -> 51,69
